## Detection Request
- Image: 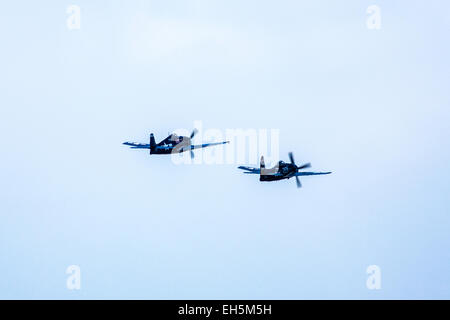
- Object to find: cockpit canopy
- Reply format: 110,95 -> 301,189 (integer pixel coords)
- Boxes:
169,134 -> 183,142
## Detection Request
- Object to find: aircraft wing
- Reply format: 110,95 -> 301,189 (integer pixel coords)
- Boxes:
295,171 -> 332,176
191,141 -> 229,150
237,166 -> 260,174
123,142 -> 150,149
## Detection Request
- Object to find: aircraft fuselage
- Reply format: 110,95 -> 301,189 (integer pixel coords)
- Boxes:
260,161 -> 297,181
150,144 -> 189,155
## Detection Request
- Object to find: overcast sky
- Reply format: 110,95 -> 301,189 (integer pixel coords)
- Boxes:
1,0 -> 449,299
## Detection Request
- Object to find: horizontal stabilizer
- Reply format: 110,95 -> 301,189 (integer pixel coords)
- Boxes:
123,142 -> 150,149
237,166 -> 260,174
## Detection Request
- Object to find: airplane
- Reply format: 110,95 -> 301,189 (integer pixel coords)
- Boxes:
123,129 -> 229,158
238,152 -> 331,188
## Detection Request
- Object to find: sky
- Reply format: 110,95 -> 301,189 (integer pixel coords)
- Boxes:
0,0 -> 449,299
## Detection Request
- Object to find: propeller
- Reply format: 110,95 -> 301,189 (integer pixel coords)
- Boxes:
190,129 -> 198,139
189,129 -> 198,158
295,176 -> 302,188
288,152 -> 311,188
288,152 -> 295,165
297,163 -> 311,170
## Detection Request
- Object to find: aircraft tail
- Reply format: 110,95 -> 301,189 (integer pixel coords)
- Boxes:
150,133 -> 156,153
260,156 -> 265,170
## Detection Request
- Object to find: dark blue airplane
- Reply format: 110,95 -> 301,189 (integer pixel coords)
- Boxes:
123,129 -> 229,158
238,152 -> 331,188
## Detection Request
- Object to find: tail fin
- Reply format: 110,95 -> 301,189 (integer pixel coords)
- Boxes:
150,133 -> 156,153
260,156 -> 265,169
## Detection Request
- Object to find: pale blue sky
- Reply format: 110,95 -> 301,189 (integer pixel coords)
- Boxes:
1,1 -> 449,299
